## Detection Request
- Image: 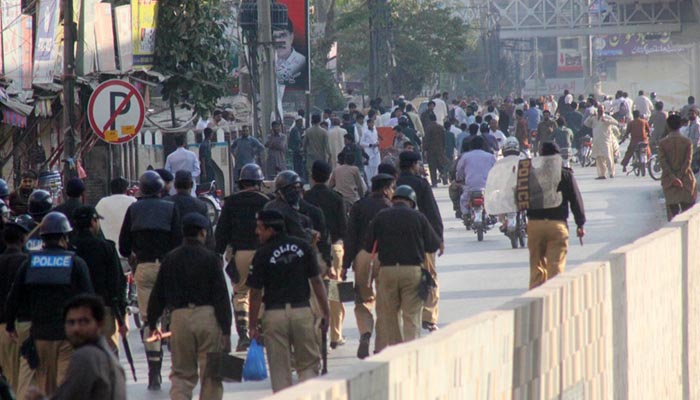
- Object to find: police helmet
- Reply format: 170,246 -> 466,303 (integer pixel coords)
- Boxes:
28,190 -> 53,217
40,212 -> 72,235
392,185 -> 417,207
238,163 -> 265,182
274,170 -> 302,192
0,179 -> 9,198
11,214 -> 34,232
139,170 -> 165,196
503,137 -> 520,155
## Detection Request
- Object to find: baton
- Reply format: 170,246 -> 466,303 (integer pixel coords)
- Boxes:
114,309 -> 137,382
321,320 -> 328,375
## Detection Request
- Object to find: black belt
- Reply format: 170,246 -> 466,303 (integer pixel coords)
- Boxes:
265,300 -> 310,310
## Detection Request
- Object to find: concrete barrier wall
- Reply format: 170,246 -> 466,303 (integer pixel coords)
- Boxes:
267,205 -> 700,400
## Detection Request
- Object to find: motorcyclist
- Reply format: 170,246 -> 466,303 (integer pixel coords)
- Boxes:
493,137 -> 522,232
620,110 -> 651,173
455,136 -> 496,217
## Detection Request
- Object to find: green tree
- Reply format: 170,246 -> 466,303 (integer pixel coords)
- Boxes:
154,0 -> 236,118
336,0 -> 476,98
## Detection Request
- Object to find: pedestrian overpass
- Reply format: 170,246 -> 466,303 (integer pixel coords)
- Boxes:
488,0 -> 698,39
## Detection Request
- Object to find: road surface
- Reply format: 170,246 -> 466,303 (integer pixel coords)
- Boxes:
126,164 -> 666,399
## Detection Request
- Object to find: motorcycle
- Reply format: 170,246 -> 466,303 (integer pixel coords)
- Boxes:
504,211 -> 527,249
462,190 -> 494,242
579,135 -> 593,167
196,180 -> 222,226
628,142 -> 650,177
560,147 -> 573,168
648,144 -> 661,181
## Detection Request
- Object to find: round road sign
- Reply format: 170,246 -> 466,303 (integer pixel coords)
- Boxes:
88,80 -> 145,144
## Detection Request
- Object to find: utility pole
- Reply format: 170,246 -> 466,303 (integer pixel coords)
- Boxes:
257,0 -> 277,143
62,0 -> 76,180
368,0 -> 389,102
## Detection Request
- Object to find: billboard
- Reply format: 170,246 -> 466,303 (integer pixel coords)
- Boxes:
33,0 -> 60,84
557,37 -> 583,73
593,33 -> 685,57
1,0 -> 22,91
132,0 -> 158,69
114,5 -> 133,71
274,0 -> 309,92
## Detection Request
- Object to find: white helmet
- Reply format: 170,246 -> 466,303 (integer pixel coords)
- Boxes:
503,137 -> 520,154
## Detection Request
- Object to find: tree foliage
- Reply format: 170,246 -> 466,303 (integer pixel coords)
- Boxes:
154,0 -> 236,117
336,0 -> 476,98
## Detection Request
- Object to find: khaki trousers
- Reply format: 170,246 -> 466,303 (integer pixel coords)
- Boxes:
14,322 -> 33,400
262,306 -> 320,393
353,250 -> 378,336
595,155 -> 614,178
104,307 -> 119,355
34,340 -> 72,396
329,242 -> 345,343
135,261 -> 162,358
169,306 -> 223,400
421,252 -> 439,324
0,323 -> 19,393
527,220 -> 569,289
375,266 -> 423,353
231,250 -> 255,326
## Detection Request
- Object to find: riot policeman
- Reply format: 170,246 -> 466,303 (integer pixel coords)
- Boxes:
5,212 -> 94,396
248,210 -> 329,393
24,189 -> 54,252
264,171 -> 314,243
71,206 -> 127,354
118,170 -> 182,390
0,218 -> 30,398
214,163 -> 270,352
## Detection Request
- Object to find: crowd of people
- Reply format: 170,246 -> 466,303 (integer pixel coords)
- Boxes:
0,87 -> 696,400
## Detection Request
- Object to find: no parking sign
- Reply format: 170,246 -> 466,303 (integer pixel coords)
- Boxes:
88,80 -> 145,144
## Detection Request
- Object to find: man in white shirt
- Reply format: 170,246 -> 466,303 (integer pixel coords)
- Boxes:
453,100 -> 468,126
328,118 -> 347,169
360,119 -> 381,181
95,177 -> 137,244
165,135 -> 201,196
432,95 -> 448,124
489,119 -> 507,150
633,90 -> 654,119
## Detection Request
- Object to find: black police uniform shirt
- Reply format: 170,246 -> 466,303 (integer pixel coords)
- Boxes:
396,171 -> 444,240
147,238 -> 232,335
164,193 -> 215,248
343,193 -> 392,270
215,191 -> 270,253
119,196 -> 182,262
5,246 -> 94,340
365,203 -> 442,266
264,198 -> 314,243
71,230 -> 127,311
247,233 -> 321,308
304,184 -> 347,243
0,248 -> 28,324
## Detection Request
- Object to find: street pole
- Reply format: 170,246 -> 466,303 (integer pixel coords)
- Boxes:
257,0 -> 277,144
62,0 -> 76,181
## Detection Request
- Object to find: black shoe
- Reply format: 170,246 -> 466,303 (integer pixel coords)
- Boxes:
622,166 -> 627,173
357,333 -> 371,359
236,335 -> 250,352
422,321 -> 439,332
595,176 -> 606,180
330,338 -> 346,349
431,183 -> 438,188
455,211 -> 462,219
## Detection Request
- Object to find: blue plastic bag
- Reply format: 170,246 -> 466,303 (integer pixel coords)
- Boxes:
242,339 -> 268,381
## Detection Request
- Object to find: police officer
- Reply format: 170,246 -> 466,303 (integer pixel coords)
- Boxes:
24,189 -> 54,252
70,206 -> 127,354
148,213 -> 232,400
264,171 -> 314,243
304,161 -> 348,348
119,170 -> 182,390
214,163 -> 270,352
0,219 -> 30,397
5,212 -> 93,396
365,186 -> 441,353
341,173 -> 395,359
155,168 -> 174,198
396,151 -> 444,332
247,210 -> 329,393
164,170 -> 212,248
53,178 -> 85,228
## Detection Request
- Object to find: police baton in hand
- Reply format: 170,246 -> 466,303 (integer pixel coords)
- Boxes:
113,308 -> 137,382
321,319 -> 328,375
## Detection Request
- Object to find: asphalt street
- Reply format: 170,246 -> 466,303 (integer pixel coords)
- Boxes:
126,162 -> 666,399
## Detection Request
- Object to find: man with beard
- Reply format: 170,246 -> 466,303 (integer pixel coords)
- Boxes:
9,171 -> 38,216
25,295 -> 126,400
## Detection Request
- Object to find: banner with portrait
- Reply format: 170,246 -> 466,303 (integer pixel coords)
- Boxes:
274,0 -> 309,92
